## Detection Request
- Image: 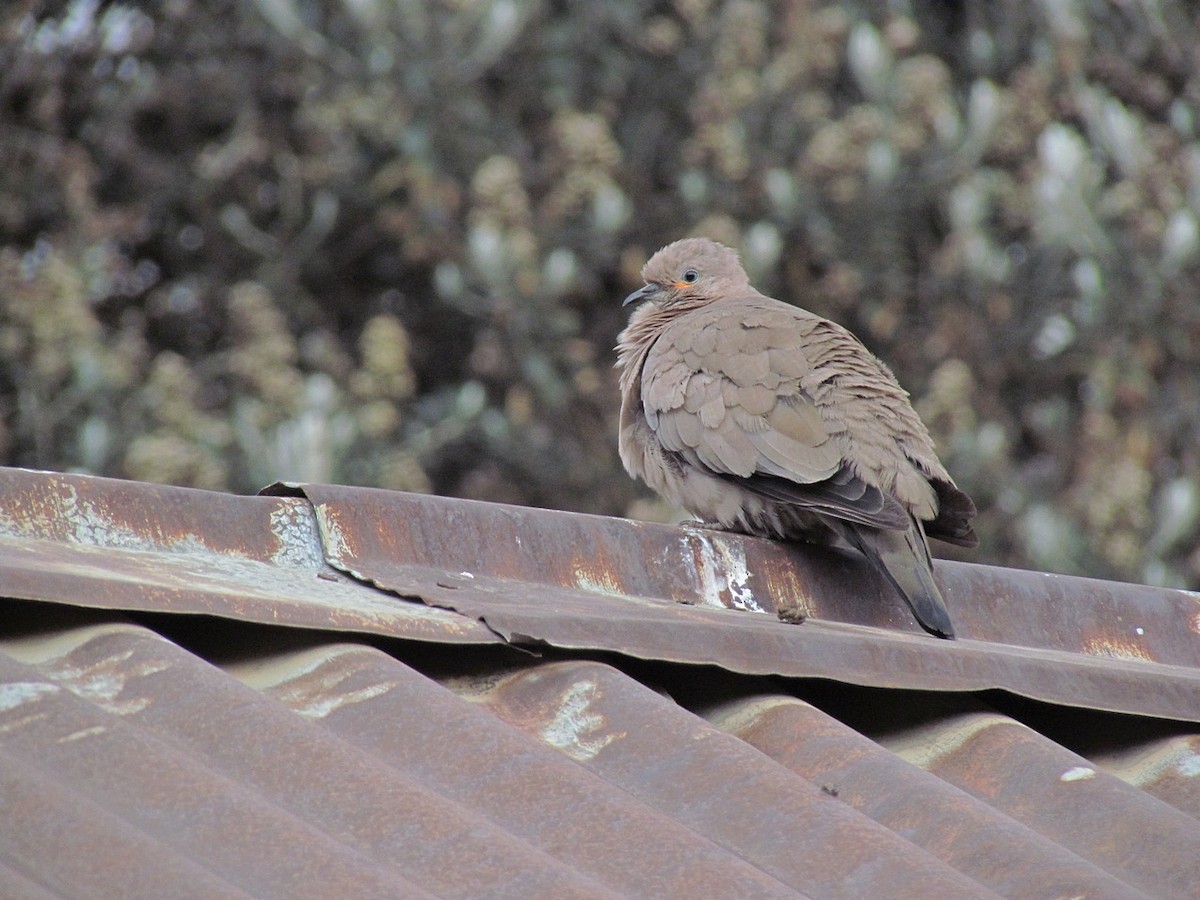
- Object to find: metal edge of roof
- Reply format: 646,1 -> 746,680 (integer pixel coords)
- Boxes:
273,480 -> 1200,664
0,467 -> 500,645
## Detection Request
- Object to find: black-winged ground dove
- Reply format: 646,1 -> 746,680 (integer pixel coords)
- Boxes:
616,237 -> 977,638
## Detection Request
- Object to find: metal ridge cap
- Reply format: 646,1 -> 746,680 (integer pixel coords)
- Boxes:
288,480 -> 1200,664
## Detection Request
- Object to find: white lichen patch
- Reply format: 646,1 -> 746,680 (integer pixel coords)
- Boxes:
314,503 -> 353,563
540,679 -> 626,761
1094,736 -> 1200,788
0,681 -> 60,713
1176,751 -> 1200,778
291,680 -> 399,719
231,646 -> 399,718
1060,766 -> 1097,782
57,725 -> 108,743
61,483 -> 207,554
683,530 -> 762,612
269,500 -> 326,568
51,650 -> 170,716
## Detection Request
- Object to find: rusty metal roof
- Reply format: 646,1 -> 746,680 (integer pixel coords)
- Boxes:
1,466 -> 1199,898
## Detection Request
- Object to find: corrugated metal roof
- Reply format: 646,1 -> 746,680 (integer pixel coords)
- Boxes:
2,466 -> 1199,898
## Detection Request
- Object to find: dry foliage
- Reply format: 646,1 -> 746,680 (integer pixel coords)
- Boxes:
3,1 -> 1200,587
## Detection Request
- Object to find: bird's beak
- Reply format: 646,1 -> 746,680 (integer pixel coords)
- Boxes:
623,282 -> 660,307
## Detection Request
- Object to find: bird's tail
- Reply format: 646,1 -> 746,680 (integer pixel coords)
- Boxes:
843,519 -> 956,639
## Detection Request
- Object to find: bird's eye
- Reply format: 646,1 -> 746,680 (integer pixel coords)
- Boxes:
682,268 -> 699,283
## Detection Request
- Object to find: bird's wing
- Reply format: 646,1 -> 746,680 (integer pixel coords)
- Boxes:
642,302 -> 910,530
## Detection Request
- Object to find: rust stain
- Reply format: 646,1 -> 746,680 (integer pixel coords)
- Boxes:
885,712 -> 1015,770
1083,636 -> 1154,663
569,562 -> 626,599
758,558 -> 813,623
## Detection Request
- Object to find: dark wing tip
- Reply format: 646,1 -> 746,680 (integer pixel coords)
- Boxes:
926,478 -> 979,548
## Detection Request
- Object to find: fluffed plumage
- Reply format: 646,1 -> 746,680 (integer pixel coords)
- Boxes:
616,238 -> 977,638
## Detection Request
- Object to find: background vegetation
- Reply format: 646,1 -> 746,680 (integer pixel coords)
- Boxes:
3,0 -> 1200,587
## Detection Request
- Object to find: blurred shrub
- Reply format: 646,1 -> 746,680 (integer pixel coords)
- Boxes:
2,0 -> 1199,588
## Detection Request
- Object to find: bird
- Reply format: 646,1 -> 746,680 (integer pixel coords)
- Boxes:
616,237 -> 977,638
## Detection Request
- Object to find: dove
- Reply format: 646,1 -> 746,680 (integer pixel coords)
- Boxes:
616,238 -> 977,638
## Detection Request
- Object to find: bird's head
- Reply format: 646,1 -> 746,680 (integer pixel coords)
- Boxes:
623,237 -> 750,309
